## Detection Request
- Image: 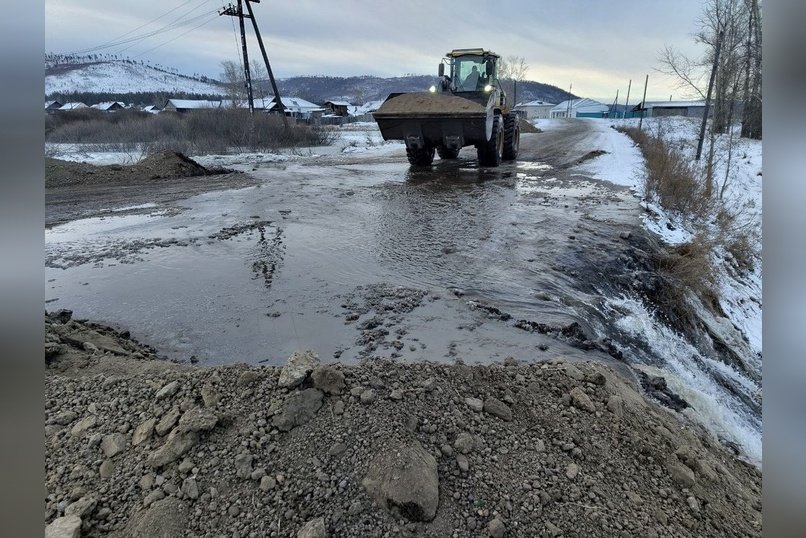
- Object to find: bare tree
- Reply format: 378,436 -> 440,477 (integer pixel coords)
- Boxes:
220,60 -> 245,105
498,56 -> 529,104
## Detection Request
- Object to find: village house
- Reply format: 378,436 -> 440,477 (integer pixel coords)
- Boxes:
632,100 -> 707,118
323,100 -> 352,117
550,98 -> 610,118
514,100 -> 556,120
161,99 -> 222,112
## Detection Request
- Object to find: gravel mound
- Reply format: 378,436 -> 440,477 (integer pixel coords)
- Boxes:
46,151 -> 233,188
45,312 -> 762,537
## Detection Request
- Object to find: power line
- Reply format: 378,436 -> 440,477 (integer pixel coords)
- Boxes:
72,1 -> 215,54
116,9 -> 217,55
86,0 -> 197,52
132,13 -> 220,58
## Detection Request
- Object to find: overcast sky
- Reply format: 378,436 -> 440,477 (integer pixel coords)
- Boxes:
46,0 -> 707,102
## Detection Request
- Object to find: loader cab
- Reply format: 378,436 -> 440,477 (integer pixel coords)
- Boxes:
444,48 -> 499,93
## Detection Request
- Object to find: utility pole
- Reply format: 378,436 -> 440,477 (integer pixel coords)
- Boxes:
696,28 -> 724,161
638,74 -> 648,130
610,89 -> 619,118
220,2 -> 254,113
244,0 -> 289,129
623,79 -> 632,119
566,83 -> 572,118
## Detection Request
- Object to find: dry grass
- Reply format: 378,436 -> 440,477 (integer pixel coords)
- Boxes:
619,126 -> 708,218
46,109 -> 335,154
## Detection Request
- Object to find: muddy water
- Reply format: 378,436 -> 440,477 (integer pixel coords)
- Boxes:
46,133 -> 641,370
45,123 -> 761,464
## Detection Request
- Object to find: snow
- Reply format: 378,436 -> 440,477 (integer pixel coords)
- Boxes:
46,61 -> 225,95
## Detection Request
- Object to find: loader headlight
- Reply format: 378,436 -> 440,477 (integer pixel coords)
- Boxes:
429,85 -> 437,93
484,84 -> 493,92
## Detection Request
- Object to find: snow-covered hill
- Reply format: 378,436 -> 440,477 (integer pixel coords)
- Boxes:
46,60 -> 225,96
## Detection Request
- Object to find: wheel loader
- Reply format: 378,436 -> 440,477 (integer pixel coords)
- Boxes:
372,48 -> 520,167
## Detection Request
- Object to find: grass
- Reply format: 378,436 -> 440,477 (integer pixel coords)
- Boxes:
45,108 -> 336,155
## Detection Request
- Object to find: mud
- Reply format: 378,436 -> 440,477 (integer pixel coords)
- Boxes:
374,92 -> 487,115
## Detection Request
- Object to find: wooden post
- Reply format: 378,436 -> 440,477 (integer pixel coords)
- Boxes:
623,79 -> 631,119
638,75 -> 648,129
236,0 -> 254,114
245,0 -> 289,129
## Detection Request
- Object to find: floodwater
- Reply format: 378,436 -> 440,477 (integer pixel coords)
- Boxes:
45,121 -> 762,464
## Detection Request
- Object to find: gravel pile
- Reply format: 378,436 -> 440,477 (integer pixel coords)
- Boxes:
45,312 -> 762,537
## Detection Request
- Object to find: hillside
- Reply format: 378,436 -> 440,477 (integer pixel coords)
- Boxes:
45,54 -> 574,106
45,55 -> 225,96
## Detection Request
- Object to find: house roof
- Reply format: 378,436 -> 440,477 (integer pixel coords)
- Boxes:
515,100 -> 556,108
353,100 -> 385,115
268,96 -> 323,113
60,102 -> 88,110
165,99 -> 222,110
325,100 -> 352,107
638,100 -> 706,110
91,101 -> 125,111
45,100 -> 62,109
551,98 -> 608,113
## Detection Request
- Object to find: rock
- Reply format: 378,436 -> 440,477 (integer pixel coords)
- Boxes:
687,496 -> 700,512
51,411 -> 77,426
620,231 -> 632,240
200,384 -> 220,407
454,432 -> 476,454
70,415 -> 97,437
362,441 -> 439,522
272,389 -> 324,432
99,459 -> 115,478
483,398 -> 513,421
156,408 -> 181,436
65,496 -> 96,518
333,400 -> 345,415
147,429 -> 200,468
155,381 -> 180,400
569,387 -> 596,413
139,474 -> 154,490
667,458 -> 696,488
488,517 -> 506,538
100,433 -> 127,458
456,454 -> 469,472
143,489 -> 165,508
181,477 -> 199,500
126,497 -> 188,537
545,521 -> 563,537
178,458 -> 194,473
585,372 -> 607,386
359,389 -> 376,405
389,389 -> 404,400
465,397 -> 484,412
45,515 -> 82,538
133,418 -> 156,446
561,363 -> 585,381
328,443 -> 348,457
278,350 -> 319,388
297,516 -> 328,538
566,462 -> 580,480
259,476 -> 277,491
606,395 -> 624,418
237,370 -> 261,386
311,365 -> 346,395
440,444 -> 454,457
234,453 -> 254,479
178,407 -> 218,432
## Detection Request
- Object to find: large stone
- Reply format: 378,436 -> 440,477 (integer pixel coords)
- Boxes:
272,389 -> 324,432
234,453 -> 254,479
483,398 -> 513,421
133,418 -> 156,446
362,441 -> 439,522
70,415 -> 97,437
465,397 -> 484,412
569,387 -> 596,413
488,517 -> 506,538
667,458 -> 697,488
606,395 -> 624,418
100,433 -> 127,458
65,496 -> 97,518
278,350 -> 320,388
155,380 -> 180,400
45,515 -> 82,538
156,408 -> 181,436
311,365 -> 346,395
147,428 -> 200,468
178,407 -> 218,432
124,497 -> 188,538
181,477 -> 199,500
454,432 -> 476,454
297,516 -> 328,538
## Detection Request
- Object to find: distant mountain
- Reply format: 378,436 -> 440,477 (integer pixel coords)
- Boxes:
45,53 -> 575,106
261,75 -> 574,106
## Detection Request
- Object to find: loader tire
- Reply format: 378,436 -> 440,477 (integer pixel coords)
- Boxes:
503,114 -> 520,160
477,114 -> 503,167
406,146 -> 435,166
437,146 -> 460,159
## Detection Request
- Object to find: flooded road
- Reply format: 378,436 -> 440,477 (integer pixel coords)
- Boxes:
45,120 -> 761,463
